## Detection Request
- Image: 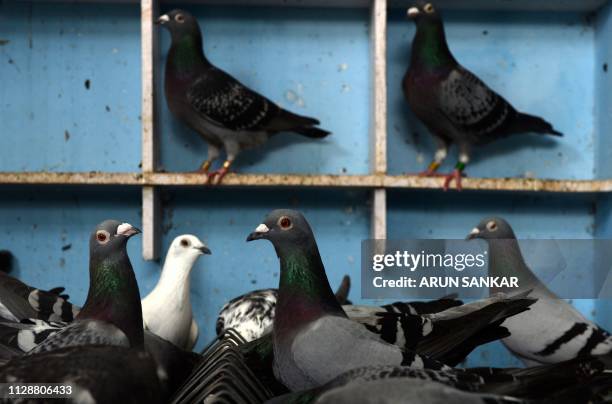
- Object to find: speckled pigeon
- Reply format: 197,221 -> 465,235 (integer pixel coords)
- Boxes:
467,217 -> 612,365
403,2 -> 562,190
246,209 -> 458,391
157,9 -> 330,184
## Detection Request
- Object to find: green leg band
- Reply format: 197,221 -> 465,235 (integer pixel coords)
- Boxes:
455,162 -> 466,171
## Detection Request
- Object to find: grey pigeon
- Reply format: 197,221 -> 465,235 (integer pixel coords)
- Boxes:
157,9 -> 330,184
467,217 -> 612,365
267,357 -> 612,404
247,209 -> 456,391
403,2 -> 562,190
25,220 -> 142,354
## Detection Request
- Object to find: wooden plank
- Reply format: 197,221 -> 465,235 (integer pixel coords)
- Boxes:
22,0 -> 606,11
2,172 -> 612,193
142,0 -> 158,174
142,186 -> 161,261
142,0 -> 161,260
371,188 -> 386,239
370,0 -> 387,175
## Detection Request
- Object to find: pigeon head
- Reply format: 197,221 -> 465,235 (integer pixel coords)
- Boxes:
466,217 -> 517,241
157,9 -> 201,40
170,234 -> 211,257
90,220 -> 140,259
407,2 -> 442,25
246,209 -> 315,249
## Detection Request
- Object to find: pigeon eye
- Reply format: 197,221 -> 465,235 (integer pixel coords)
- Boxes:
424,3 -> 435,13
180,238 -> 190,247
278,216 -> 292,230
486,221 -> 498,232
175,14 -> 185,23
96,230 -> 110,244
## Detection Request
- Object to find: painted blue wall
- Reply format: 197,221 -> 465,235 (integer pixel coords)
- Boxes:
0,3 -> 141,172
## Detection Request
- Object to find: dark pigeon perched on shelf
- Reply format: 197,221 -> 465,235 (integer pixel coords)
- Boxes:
23,220 -> 143,354
403,2 -> 562,191
246,209 -> 532,391
216,275 -> 352,342
0,345 -> 163,404
467,217 -> 612,365
157,9 -> 330,184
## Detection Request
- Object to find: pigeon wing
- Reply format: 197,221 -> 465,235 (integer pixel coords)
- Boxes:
187,68 -> 280,132
438,67 -> 515,141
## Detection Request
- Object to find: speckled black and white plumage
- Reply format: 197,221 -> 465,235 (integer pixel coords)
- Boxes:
216,288 -> 277,342
0,270 -> 76,323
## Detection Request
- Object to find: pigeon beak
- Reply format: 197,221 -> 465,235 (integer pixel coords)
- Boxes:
407,7 -> 420,18
247,223 -> 270,242
195,245 -> 212,255
155,14 -> 170,25
116,223 -> 141,238
466,228 -> 480,241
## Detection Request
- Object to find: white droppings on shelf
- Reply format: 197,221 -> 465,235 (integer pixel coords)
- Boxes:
524,171 -> 535,179
341,84 -> 351,93
416,153 -> 425,164
112,48 -> 119,54
347,255 -> 355,264
338,63 -> 349,72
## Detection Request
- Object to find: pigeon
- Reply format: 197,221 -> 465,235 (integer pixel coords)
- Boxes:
216,275 -> 352,342
0,268 -> 76,324
218,285 -> 534,367
0,345 -> 164,404
267,356 -> 612,404
157,9 -> 330,184
246,209 -> 470,391
467,217 -> 612,365
403,2 -> 562,190
142,234 -> 211,350
24,220 -> 143,354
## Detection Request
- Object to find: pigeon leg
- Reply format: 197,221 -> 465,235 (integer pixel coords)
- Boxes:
419,138 -> 448,177
198,144 -> 221,173
207,159 -> 233,185
443,148 -> 469,191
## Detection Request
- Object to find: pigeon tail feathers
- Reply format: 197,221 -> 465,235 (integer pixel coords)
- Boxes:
512,112 -> 563,137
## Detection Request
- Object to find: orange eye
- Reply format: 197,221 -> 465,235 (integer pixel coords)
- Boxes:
279,217 -> 292,230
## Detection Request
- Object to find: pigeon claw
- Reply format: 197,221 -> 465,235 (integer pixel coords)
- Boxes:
418,169 -> 446,177
443,169 -> 464,191
205,166 -> 230,185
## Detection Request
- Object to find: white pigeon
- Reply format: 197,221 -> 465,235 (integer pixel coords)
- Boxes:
141,235 -> 211,351
467,217 -> 612,365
